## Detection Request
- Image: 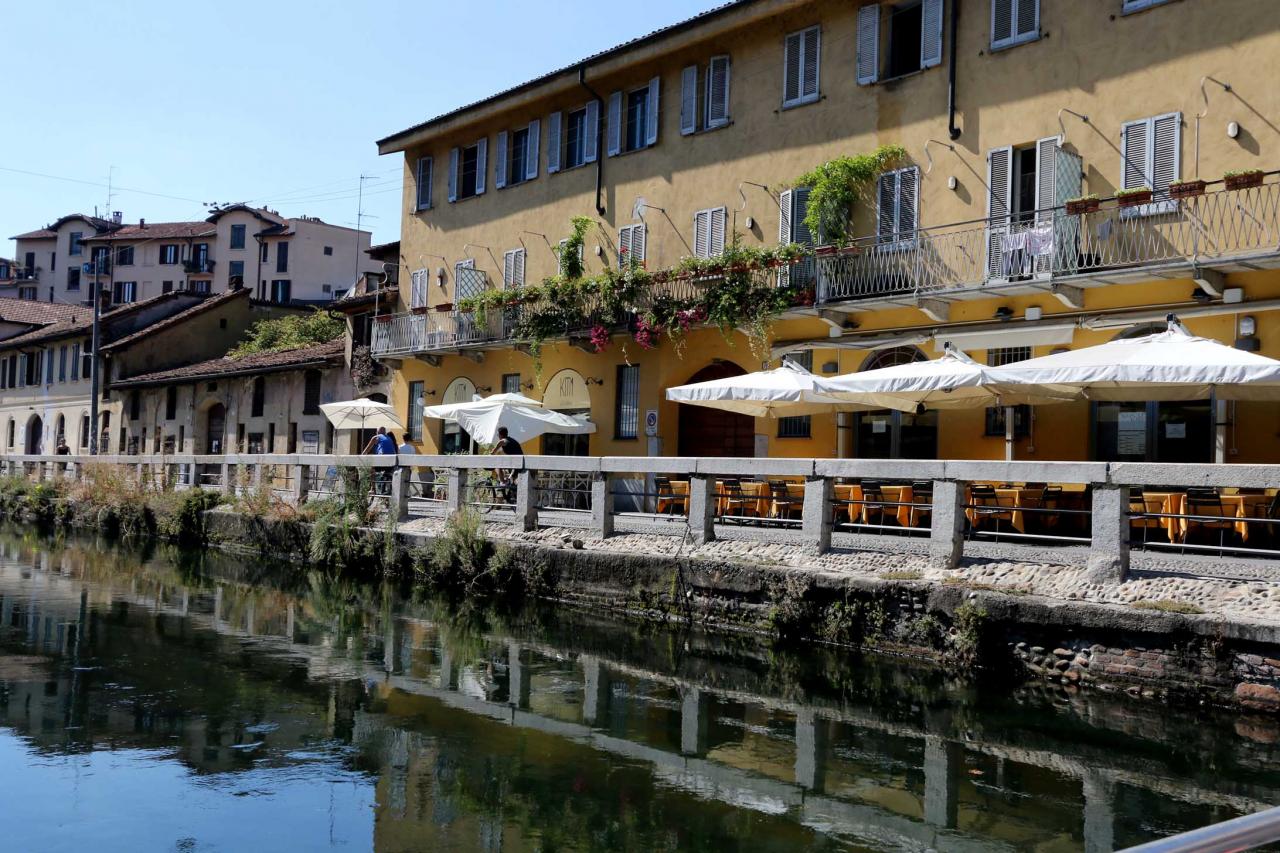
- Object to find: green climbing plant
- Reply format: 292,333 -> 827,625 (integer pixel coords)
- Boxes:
793,144 -> 906,246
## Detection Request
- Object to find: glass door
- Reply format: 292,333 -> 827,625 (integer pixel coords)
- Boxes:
855,410 -> 938,459
1093,401 -> 1212,463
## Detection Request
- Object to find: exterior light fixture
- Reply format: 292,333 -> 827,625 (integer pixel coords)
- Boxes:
1240,315 -> 1257,336
584,377 -> 605,386
994,306 -> 1014,321
1237,314 -> 1260,351
1025,306 -> 1043,321
947,176 -> 958,191
1227,121 -> 1241,139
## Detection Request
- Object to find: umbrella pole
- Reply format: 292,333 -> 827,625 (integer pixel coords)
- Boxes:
1004,405 -> 1015,462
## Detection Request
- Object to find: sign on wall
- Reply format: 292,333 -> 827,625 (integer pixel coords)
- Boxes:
644,409 -> 658,437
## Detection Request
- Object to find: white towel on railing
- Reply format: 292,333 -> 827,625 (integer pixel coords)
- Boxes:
1001,230 -> 1031,277
1027,224 -> 1054,257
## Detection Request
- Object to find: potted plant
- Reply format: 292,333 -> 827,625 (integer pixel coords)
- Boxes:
815,244 -> 838,257
1065,195 -> 1100,215
1224,168 -> 1265,191
434,302 -> 455,313
1116,186 -> 1152,208
411,305 -> 430,315
1169,178 -> 1207,200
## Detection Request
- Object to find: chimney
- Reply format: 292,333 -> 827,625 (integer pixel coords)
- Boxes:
139,218 -> 146,228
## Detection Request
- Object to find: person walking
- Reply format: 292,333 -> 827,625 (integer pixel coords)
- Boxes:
489,426 -> 523,503
362,427 -> 398,494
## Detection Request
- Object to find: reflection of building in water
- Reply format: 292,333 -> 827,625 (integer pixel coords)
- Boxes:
0,536 -> 1276,851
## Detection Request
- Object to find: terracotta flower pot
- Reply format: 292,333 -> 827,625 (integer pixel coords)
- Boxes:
815,245 -> 837,257
1169,179 -> 1206,200
411,306 -> 430,315
1117,190 -> 1152,208
1065,198 -> 1100,216
434,302 -> 455,312
1225,171 -> 1265,191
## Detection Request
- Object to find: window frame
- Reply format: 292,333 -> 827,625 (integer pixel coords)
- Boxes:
229,223 -> 247,249
624,85 -> 650,153
693,206 -> 727,259
782,24 -> 821,108
1120,111 -> 1182,217
563,106 -> 589,170
614,364 -> 640,440
990,0 -> 1040,51
618,223 -> 647,269
415,156 -> 434,211
407,380 -> 426,441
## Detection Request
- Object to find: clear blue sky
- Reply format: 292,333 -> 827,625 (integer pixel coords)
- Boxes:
2,0 -> 712,255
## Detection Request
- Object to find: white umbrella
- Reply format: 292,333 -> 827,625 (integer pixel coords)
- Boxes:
989,316 -> 1280,401
665,359 -> 867,417
423,393 -> 596,445
320,398 -> 404,432
824,346 -> 1073,412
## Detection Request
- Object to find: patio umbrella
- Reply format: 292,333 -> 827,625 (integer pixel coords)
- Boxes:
320,398 -> 404,432
423,392 -> 596,445
987,316 -> 1280,401
664,359 -> 868,418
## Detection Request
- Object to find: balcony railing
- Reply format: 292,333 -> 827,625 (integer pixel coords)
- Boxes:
82,260 -> 110,276
8,268 -> 37,282
183,259 -> 215,274
819,174 -> 1280,305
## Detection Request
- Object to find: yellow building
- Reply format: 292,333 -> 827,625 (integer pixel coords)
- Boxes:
375,0 -> 1280,466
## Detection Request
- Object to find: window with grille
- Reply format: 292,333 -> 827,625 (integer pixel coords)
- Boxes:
615,364 -> 639,439
408,381 -> 425,441
987,346 -> 1031,366
778,351 -> 813,438
502,373 -> 521,394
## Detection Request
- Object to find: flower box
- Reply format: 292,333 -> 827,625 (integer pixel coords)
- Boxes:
651,271 -> 670,284
1065,198 -> 1100,216
1168,179 -> 1206,200
410,305 -> 430,315
434,302 -> 455,313
1224,170 -> 1265,191
1116,189 -> 1152,208
373,315 -> 392,324
815,245 -> 838,257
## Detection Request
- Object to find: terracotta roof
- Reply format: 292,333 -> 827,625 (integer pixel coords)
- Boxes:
377,0 -> 747,148
11,214 -> 115,241
101,289 -> 249,352
0,298 -> 92,327
10,228 -> 55,240
83,221 -> 214,242
0,317 -> 93,349
204,204 -> 285,225
114,337 -> 345,387
333,285 -> 398,312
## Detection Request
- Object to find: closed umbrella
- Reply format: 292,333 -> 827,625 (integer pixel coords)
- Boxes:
423,393 -> 596,445
665,359 -> 867,417
320,398 -> 404,432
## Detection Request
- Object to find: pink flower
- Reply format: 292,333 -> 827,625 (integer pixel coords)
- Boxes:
589,324 -> 610,353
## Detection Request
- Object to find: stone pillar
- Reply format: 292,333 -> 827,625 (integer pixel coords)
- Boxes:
220,462 -> 232,495
290,465 -> 307,504
445,468 -> 467,514
680,687 -> 709,756
582,655 -> 609,726
390,466 -> 411,521
928,480 -> 966,569
508,644 -> 530,710
514,469 -> 538,532
591,473 -> 615,539
801,476 -> 834,553
924,735 -> 961,829
1082,771 -> 1116,853
252,461 -> 264,488
794,708 -> 828,792
1087,485 -> 1130,584
688,475 -> 716,544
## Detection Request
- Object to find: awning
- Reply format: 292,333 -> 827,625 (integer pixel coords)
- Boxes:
933,323 -> 1075,353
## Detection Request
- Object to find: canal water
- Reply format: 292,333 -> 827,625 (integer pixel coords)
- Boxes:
0,531 -> 1278,853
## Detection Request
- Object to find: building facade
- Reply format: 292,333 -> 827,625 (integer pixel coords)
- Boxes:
373,0 -> 1280,466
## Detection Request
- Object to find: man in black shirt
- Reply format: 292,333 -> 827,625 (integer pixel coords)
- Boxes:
490,426 -> 523,501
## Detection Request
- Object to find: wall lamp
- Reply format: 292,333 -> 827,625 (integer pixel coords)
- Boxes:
994,306 -> 1014,321
584,377 -> 605,386
476,385 -> 493,393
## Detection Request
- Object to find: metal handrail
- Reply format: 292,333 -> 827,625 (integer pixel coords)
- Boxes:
1119,805 -> 1280,852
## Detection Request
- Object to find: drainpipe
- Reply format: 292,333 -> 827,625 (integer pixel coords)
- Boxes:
578,66 -> 607,216
947,0 -> 961,141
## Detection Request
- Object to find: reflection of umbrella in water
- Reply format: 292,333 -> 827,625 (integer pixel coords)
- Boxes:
423,392 -> 596,445
320,398 -> 405,433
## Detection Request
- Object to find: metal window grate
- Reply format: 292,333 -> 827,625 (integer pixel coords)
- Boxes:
615,365 -> 639,439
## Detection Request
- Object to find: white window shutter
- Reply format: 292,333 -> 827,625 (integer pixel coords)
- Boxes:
448,147 -> 459,202
585,100 -> 600,163
921,0 -> 944,69
474,138 -> 487,195
632,224 -> 645,265
991,0 -> 1014,47
547,112 -> 562,174
1152,112 -> 1181,197
707,55 -> 730,127
987,148 -> 1012,277
709,207 -> 726,255
494,131 -> 508,190
877,172 -> 896,241
607,91 -> 622,157
857,5 -> 879,85
503,250 -> 516,288
1016,0 -> 1038,38
1121,119 -> 1150,190
1034,135 -> 1059,224
777,188 -> 794,287
802,27 -> 820,100
693,210 -> 710,258
680,65 -> 698,135
783,31 -> 802,105
618,225 -> 632,263
515,248 -> 526,286
645,76 -> 660,147
411,268 -> 428,308
526,120 -> 540,180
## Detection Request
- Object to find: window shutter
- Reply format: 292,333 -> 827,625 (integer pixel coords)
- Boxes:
1152,111 -> 1181,198
877,172 -> 896,241
1034,135 -> 1060,224
474,138 -> 487,195
448,147 -> 459,202
987,147 -> 1013,277
991,0 -> 1014,46
585,99 -> 600,163
777,188 -> 794,287
619,225 -> 632,262
898,168 -> 918,237
503,250 -> 516,288
792,186 -> 814,246
416,156 -> 433,210
1016,0 -> 1038,39
709,207 -> 726,255
645,76 -> 660,147
801,27 -> 820,100
693,210 -> 710,258
920,0 -> 944,69
526,119 -> 540,180
494,131 -> 508,190
857,5 -> 879,85
515,248 -> 525,286
707,55 -> 730,127
783,31 -> 802,104
547,112 -> 562,174
1121,118 -> 1149,190
607,91 -> 622,157
680,65 -> 698,135
631,224 -> 645,265
411,268 -> 428,308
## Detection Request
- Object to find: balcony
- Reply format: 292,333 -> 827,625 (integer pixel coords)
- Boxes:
9,268 -> 37,282
183,259 -> 215,274
814,173 -> 1280,311
82,259 -> 110,276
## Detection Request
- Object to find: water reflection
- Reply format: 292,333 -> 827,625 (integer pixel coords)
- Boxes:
0,529 -> 1277,852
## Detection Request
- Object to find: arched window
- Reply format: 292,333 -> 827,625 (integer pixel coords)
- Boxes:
861,345 -> 927,371
542,369 -> 591,455
855,346 -> 936,460
439,378 -> 476,453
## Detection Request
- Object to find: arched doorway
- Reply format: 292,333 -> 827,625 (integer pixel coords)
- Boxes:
854,346 -> 939,459
678,362 -> 754,458
206,404 -> 226,454
25,416 -> 43,455
542,368 -> 591,455
440,378 -> 475,453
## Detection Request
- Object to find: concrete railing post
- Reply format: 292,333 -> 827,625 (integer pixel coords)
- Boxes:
290,464 -> 307,504
446,467 -> 467,514
390,465 -> 411,521
801,476 -> 834,553
928,480 -> 966,569
252,462 -> 264,489
514,469 -> 538,532
220,462 -> 231,495
688,474 -> 716,544
1087,485 -> 1129,584
591,472 -> 615,539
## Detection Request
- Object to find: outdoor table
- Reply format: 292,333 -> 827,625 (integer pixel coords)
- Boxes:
720,481 -> 770,518
835,484 -> 917,528
1180,492 -> 1270,542
1133,492 -> 1184,543
965,486 -> 1044,533
661,480 -> 690,515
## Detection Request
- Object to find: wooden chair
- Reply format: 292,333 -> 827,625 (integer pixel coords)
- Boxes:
1184,487 -> 1235,552
1254,492 -> 1280,544
768,480 -> 802,520
655,476 -> 685,516
911,481 -> 934,528
860,481 -> 893,528
1127,487 -> 1163,545
721,479 -> 758,523
969,483 -> 1013,538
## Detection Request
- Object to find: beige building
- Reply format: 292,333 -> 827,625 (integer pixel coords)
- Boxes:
6,214 -> 116,304
373,0 -> 1280,466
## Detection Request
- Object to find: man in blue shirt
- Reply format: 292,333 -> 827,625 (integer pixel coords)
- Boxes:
363,427 -> 398,494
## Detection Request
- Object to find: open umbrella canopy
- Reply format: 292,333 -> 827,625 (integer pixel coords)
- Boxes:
320,398 -> 404,431
989,316 -> 1280,401
664,359 -> 866,418
423,393 -> 596,445
824,346 -> 1073,412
